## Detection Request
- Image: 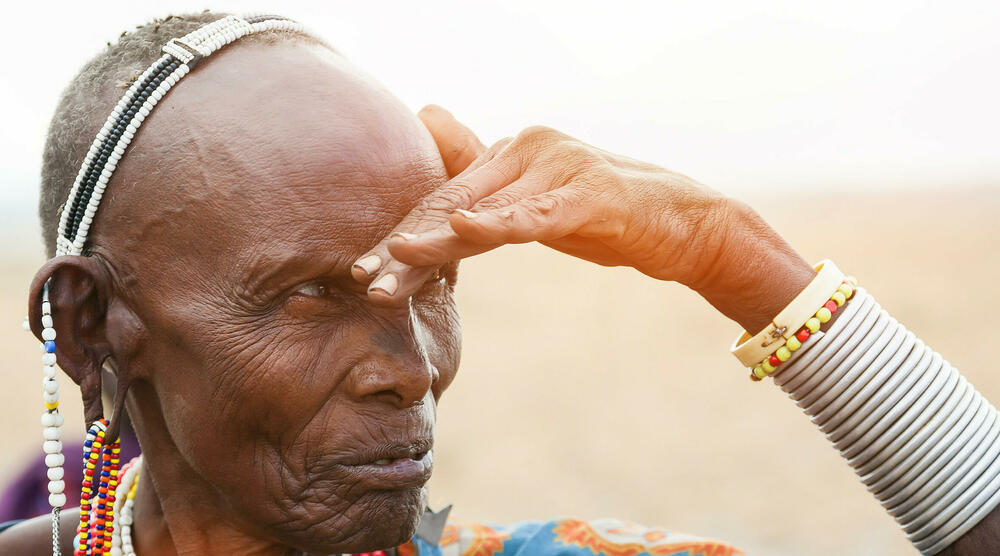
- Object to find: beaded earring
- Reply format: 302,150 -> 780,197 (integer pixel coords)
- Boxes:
39,284 -> 68,554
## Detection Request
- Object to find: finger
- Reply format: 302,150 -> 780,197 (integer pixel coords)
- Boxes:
350,142 -> 520,286
386,226 -> 503,267
365,258 -> 438,307
448,189 -> 589,245
418,105 -> 486,178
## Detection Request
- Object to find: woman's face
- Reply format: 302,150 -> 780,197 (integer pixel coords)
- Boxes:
93,41 -> 460,552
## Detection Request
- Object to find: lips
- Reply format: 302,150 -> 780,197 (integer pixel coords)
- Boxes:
345,450 -> 434,490
329,440 -> 434,490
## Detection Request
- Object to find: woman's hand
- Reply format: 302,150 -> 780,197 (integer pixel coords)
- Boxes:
353,105 -> 815,334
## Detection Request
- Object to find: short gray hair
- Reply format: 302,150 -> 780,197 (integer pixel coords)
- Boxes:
39,11 -> 320,257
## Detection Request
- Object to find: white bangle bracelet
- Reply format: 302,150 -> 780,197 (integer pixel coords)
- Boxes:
774,287 -> 1000,554
773,292 -> 874,390
814,327 -> 914,431
863,376 -> 974,496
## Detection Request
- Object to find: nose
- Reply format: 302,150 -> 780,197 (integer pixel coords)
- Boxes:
344,307 -> 438,409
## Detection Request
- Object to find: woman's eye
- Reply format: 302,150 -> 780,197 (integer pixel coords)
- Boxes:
293,282 -> 328,298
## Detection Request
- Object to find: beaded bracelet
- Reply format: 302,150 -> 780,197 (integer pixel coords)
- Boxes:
749,276 -> 857,381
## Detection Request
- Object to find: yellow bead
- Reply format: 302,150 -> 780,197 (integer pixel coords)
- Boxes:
86,462 -> 95,470
44,401 -> 58,410
776,346 -> 792,361
816,307 -> 832,323
838,283 -> 853,299
831,291 -> 846,307
786,336 -> 802,351
753,365 -> 767,379
806,317 -> 821,333
846,275 -> 858,286
762,360 -> 776,373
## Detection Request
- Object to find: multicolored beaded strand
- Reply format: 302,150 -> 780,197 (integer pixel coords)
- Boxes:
110,457 -> 141,556
749,277 -> 858,381
73,419 -> 121,556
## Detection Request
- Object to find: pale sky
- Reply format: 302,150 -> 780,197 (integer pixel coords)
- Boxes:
3,0 -> 1000,237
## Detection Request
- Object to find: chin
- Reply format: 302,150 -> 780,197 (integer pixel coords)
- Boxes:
285,486 -> 427,554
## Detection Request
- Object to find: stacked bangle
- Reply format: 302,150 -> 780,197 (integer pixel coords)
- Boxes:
749,277 -> 857,381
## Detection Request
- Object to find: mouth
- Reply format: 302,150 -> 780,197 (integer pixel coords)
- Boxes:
337,441 -> 434,490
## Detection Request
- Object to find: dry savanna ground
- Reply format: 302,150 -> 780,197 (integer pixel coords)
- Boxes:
2,187 -> 998,555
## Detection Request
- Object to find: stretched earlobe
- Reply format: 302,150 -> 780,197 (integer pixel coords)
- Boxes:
28,255 -> 121,435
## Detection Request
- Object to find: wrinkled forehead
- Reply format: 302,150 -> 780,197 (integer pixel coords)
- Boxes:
98,40 -> 445,285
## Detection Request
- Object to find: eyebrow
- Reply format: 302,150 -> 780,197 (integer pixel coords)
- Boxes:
237,247 -> 356,302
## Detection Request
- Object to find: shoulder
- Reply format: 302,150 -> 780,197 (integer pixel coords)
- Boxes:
0,508 -> 80,554
437,516 -> 744,556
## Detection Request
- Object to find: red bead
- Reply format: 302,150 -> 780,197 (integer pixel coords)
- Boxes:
796,328 -> 810,342
824,300 -> 838,313
769,354 -> 781,367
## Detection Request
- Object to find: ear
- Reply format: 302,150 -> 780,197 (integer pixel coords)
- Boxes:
28,256 -> 139,441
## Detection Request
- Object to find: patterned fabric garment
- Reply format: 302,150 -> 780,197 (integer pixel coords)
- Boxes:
358,515 -> 745,556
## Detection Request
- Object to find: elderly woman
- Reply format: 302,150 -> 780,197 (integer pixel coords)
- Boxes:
1,11 -> 998,556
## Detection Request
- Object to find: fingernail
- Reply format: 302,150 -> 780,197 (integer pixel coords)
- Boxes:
369,273 -> 399,296
455,209 -> 478,219
391,232 -> 419,241
352,255 -> 382,276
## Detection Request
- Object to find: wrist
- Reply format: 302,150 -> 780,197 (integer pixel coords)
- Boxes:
689,199 -> 814,333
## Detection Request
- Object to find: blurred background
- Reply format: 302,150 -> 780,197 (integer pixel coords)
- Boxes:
3,1 -> 999,554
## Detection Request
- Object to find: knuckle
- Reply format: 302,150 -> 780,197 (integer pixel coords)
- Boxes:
418,182 -> 476,213
517,125 -> 561,143
474,191 -> 520,211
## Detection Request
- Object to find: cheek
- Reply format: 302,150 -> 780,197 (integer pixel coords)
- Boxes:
416,297 -> 462,399
143,305 -> 366,478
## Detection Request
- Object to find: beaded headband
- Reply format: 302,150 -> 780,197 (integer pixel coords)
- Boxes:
37,14 -> 308,556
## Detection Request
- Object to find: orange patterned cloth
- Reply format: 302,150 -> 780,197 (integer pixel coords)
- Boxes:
399,515 -> 744,556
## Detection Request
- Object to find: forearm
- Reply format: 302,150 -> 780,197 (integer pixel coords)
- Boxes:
697,204 -> 1000,553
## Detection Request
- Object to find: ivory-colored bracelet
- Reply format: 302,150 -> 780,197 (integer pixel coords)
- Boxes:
731,259 -> 845,368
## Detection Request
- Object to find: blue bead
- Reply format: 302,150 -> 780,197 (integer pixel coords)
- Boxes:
44,341 -> 55,353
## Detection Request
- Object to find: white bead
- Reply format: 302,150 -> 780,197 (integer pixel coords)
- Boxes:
47,480 -> 65,494
41,301 -> 51,315
47,467 -> 64,481
42,440 -> 62,454
109,547 -> 122,556
42,364 -> 56,377
48,493 -> 66,507
43,378 -> 59,394
45,453 -> 65,467
41,315 -> 53,328
42,353 -> 56,365
41,328 -> 56,340
41,412 -> 64,427
43,390 -> 59,404
43,426 -> 61,440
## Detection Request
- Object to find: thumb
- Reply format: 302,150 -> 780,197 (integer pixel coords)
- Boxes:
418,104 -> 486,177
